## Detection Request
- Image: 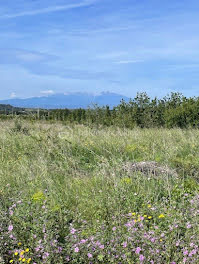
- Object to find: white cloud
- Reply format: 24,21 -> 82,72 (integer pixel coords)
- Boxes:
40,90 -> 54,95
115,60 -> 143,64
96,52 -> 128,60
1,0 -> 97,19
10,92 -> 17,98
16,52 -> 44,62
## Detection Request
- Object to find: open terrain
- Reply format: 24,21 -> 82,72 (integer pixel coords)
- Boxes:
0,120 -> 199,263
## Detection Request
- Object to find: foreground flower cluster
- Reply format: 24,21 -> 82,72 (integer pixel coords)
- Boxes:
0,189 -> 198,264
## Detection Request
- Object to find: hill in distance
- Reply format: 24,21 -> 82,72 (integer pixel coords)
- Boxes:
0,92 -> 130,109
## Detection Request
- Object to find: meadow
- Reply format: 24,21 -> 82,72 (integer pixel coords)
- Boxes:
0,120 -> 198,264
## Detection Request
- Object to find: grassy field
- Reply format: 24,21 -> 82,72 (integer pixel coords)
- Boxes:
0,120 -> 199,264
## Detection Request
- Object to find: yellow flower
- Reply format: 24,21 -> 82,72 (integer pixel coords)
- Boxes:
148,216 -> 152,219
147,204 -> 151,208
18,242 -> 22,246
20,251 -> 25,256
160,239 -> 163,242
132,212 -> 136,216
158,214 -> 165,219
9,260 -> 14,263
32,191 -> 45,202
27,258 -> 31,263
22,258 -> 26,262
19,258 -> 22,261
14,252 -> 19,256
25,248 -> 29,252
144,215 -> 147,218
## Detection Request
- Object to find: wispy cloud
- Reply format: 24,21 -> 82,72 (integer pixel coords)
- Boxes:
10,92 -> 17,98
0,49 -> 57,64
96,52 -> 128,60
115,60 -> 143,64
1,0 -> 96,19
40,90 -> 54,95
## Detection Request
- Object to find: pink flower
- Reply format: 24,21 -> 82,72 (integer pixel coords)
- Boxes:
122,242 -> 127,248
74,247 -> 79,253
183,250 -> 188,256
139,255 -> 145,262
135,247 -> 141,254
87,253 -> 93,258
70,228 -> 76,234
189,249 -> 197,257
8,225 -> 13,232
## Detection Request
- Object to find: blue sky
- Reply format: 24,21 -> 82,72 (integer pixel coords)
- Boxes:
0,0 -> 199,99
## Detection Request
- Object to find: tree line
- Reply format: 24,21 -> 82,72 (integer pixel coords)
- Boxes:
1,92 -> 199,128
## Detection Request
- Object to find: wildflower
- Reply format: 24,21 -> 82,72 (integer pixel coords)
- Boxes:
148,204 -> 151,208
135,247 -> 141,254
158,214 -> 165,218
9,260 -> 14,263
122,242 -> 127,248
22,259 -> 26,262
18,242 -> 22,246
148,216 -> 152,219
183,250 -> 188,256
14,252 -> 19,256
187,223 -> 192,229
189,249 -> 197,257
25,248 -> 29,252
32,191 -> 45,202
20,251 -> 25,256
112,227 -> 116,231
144,215 -> 147,218
8,225 -> 13,232
70,228 -> 76,234
27,258 -> 32,263
74,247 -> 79,253
132,212 -> 136,216
87,253 -> 93,259
139,255 -> 145,262
19,258 -> 22,261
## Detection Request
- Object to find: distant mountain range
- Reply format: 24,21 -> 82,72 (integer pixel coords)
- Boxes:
0,92 -> 130,109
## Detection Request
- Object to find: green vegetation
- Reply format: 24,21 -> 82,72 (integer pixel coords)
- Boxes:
1,92 -> 199,128
0,121 -> 199,263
